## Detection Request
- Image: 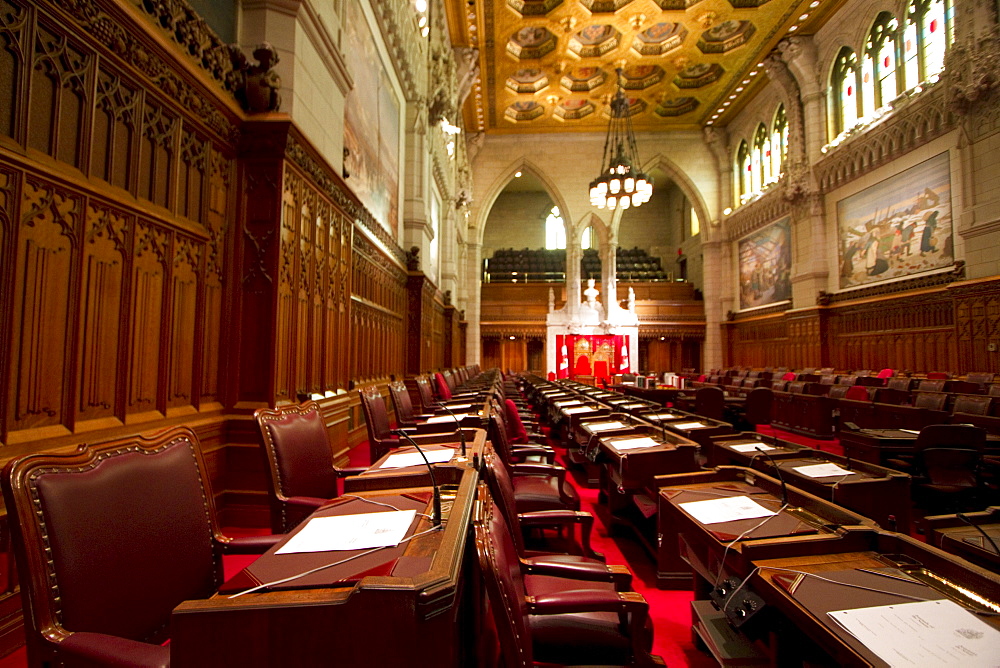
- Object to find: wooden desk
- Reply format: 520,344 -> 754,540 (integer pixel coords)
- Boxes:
771,392 -> 836,439
594,430 -> 700,565
751,533 -> 1000,666
171,469 -> 478,667
922,507 -> 1000,572
613,384 -> 685,405
709,433 -> 913,533
655,467 -> 875,590
344,429 -> 486,493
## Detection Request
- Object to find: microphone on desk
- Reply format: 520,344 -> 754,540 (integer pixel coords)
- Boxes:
956,513 -> 1000,556
393,429 -> 442,527
436,402 -> 467,458
755,446 -> 788,506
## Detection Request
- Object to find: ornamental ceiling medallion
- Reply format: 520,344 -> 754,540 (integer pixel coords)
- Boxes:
450,0 -> 827,134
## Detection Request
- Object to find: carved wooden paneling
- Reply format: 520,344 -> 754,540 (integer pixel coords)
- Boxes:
952,279 -> 1000,374
77,201 -> 128,425
93,68 -> 140,192
0,0 -> 28,144
128,220 -> 167,419
9,177 -> 78,435
29,23 -> 92,169
168,235 -> 200,411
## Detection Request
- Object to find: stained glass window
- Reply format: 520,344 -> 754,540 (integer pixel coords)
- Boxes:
908,0 -> 953,82
545,206 -> 565,250
735,140 -> 751,204
866,13 -> 899,110
771,105 -> 787,179
832,47 -> 861,135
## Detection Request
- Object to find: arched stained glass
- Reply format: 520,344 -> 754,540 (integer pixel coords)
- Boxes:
831,47 -> 861,135
771,105 -> 787,179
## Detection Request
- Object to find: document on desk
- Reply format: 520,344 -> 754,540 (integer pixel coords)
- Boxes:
380,449 -> 454,469
648,413 -> 680,421
730,442 -> 774,453
828,599 -> 1000,667
554,400 -> 584,407
586,421 -> 628,432
793,462 -> 852,478
564,406 -> 594,415
276,509 -> 417,554
610,436 -> 660,451
679,495 -> 776,525
673,421 -> 708,429
424,413 -> 469,423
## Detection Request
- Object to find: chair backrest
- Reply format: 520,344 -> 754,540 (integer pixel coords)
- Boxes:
952,394 -> 993,416
915,423 -> 987,452
926,371 -> 951,379
481,449 -> 529,556
504,399 -> 529,443
358,386 -> 399,461
990,384 -> 1000,398
837,375 -> 858,386
415,375 -> 436,411
771,380 -> 788,392
787,381 -> 807,394
921,448 -> 981,488
914,391 -> 948,410
781,372 -> 797,382
828,385 -> 850,399
2,427 -> 221,665
744,387 -> 773,425
254,401 -> 339,532
819,374 -> 837,385
433,372 -> 453,401
474,494 -> 534,668
388,380 -> 418,425
918,379 -> 946,393
966,372 -> 995,387
876,368 -> 895,379
844,385 -> 870,402
887,377 -> 913,392
694,386 -> 725,420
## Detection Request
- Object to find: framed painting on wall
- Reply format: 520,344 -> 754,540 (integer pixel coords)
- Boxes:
343,2 -> 402,237
738,216 -> 792,310
836,152 -> 953,289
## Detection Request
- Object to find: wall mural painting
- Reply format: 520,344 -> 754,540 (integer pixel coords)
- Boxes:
837,152 -> 953,289
343,2 -> 401,236
738,217 -> 792,310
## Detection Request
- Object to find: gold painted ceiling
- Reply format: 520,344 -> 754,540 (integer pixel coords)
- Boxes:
446,0 -> 839,134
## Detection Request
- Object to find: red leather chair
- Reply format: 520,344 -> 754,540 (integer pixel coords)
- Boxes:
415,374 -> 437,412
434,372 -> 453,401
358,385 -> 402,462
254,401 -> 366,533
844,385 -> 870,402
488,414 -> 579,513
1,427 -> 279,668
694,385 -> 725,420
474,495 -> 663,668
387,380 -> 434,427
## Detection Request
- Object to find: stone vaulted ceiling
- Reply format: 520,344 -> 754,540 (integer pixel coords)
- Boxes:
446,0 -> 839,134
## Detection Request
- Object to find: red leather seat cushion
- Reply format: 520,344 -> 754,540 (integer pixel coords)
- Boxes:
512,476 -> 580,513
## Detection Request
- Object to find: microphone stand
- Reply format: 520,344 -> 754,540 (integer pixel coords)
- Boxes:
393,429 -> 442,527
755,446 -> 789,506
436,402 -> 468,459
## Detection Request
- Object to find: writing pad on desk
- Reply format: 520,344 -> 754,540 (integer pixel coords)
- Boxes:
219,492 -> 433,593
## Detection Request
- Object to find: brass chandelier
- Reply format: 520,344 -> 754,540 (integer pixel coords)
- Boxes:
589,68 -> 652,210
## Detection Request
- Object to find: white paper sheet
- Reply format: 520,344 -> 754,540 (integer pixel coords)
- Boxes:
276,510 -> 417,554
679,495 -> 777,525
730,442 -> 774,453
793,462 -> 852,478
585,421 -> 628,432
563,406 -> 595,415
899,428 -> 921,434
620,403 -> 646,409
673,421 -> 708,429
379,449 -> 454,469
647,413 -> 680,421
554,399 -> 584,407
424,413 -> 469,424
610,436 -> 660,451
442,403 -> 473,410
828,599 -> 1000,667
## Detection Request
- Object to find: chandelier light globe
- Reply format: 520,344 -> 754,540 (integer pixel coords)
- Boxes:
589,68 -> 653,210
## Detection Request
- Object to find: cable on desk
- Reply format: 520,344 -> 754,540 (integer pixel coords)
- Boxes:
340,494 -> 435,522
227,525 -> 444,598
713,503 -> 789,587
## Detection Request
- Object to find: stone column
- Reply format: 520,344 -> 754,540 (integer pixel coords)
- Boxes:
703,127 -> 731,210
700,239 -> 725,370
464,241 -> 482,365
776,36 -> 826,166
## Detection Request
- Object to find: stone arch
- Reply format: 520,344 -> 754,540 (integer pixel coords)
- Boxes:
473,159 -> 572,248
633,154 -> 715,243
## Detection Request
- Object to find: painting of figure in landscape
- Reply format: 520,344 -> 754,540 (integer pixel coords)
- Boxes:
739,217 -> 792,310
837,153 -> 952,289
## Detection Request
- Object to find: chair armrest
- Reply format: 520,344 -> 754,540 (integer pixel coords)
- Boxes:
59,632 -> 170,668
220,534 -> 284,554
519,510 -> 601,559
334,466 -> 368,477
512,462 -> 566,477
527,589 -> 648,616
524,559 -> 631,589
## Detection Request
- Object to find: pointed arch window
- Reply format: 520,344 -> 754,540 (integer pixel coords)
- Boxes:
906,0 -> 953,84
545,206 -> 566,250
735,140 -> 751,205
831,47 -> 861,136
581,225 -> 593,250
771,105 -> 787,179
865,13 -> 900,113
